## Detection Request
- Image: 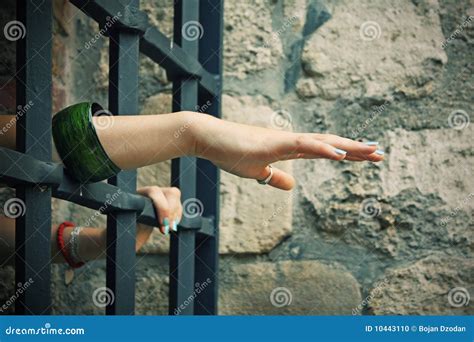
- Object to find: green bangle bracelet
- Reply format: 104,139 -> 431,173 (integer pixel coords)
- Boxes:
52,102 -> 121,183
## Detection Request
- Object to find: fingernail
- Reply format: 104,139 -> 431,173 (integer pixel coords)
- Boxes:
375,150 -> 385,155
364,141 -> 379,146
334,148 -> 347,155
172,220 -> 178,232
163,218 -> 170,235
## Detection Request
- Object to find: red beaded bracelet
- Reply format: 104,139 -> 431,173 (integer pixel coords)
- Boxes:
57,221 -> 85,269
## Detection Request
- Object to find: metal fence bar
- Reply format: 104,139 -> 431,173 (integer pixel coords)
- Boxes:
194,0 -> 223,315
69,0 -> 219,97
169,0 -> 200,316
0,149 -> 215,237
5,0 -> 223,316
106,0 -> 140,315
14,0 -> 53,315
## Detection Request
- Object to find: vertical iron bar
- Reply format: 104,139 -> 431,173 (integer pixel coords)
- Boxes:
15,0 -> 53,315
194,0 -> 223,315
169,0 -> 200,316
106,0 -> 140,315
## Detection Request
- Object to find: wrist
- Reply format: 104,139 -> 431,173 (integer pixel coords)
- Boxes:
56,222 -> 85,268
95,228 -> 107,257
136,223 -> 153,252
76,227 -> 106,262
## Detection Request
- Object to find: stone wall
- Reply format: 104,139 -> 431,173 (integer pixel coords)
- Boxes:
0,0 -> 472,315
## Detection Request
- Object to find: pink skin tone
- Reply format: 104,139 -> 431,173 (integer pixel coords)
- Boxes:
0,186 -> 182,266
93,111 -> 383,191
0,111 -> 383,265
0,116 -> 183,265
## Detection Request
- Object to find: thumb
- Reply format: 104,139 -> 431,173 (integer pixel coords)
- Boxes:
256,165 -> 295,191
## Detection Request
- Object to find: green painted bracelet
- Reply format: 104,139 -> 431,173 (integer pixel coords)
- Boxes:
52,102 -> 121,183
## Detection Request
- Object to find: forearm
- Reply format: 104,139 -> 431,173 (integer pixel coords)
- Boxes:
0,215 -> 106,265
94,111 -> 198,169
0,115 -> 61,162
1,111 -> 213,169
50,224 -> 106,263
0,115 -> 16,150
1,112 -> 200,165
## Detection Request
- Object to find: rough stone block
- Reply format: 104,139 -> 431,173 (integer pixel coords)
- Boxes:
223,0 -> 283,79
381,127 -> 473,206
219,260 -> 362,315
299,0 -> 447,100
368,254 -> 473,315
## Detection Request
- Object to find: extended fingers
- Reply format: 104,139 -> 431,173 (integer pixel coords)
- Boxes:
313,134 -> 385,162
281,133 -> 385,163
346,150 -> 385,162
315,134 -> 377,153
291,135 -> 348,161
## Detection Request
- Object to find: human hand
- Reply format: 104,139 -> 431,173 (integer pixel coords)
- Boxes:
135,186 -> 182,251
192,114 -> 384,191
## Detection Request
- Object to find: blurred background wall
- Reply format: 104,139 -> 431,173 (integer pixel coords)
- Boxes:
0,0 -> 472,315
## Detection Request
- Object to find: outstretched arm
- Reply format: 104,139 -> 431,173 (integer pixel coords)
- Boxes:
1,110 -> 384,190
94,112 -> 384,190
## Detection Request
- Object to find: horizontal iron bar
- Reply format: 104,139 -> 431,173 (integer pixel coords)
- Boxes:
70,0 -> 220,96
0,148 -> 62,186
178,216 -> 214,236
0,147 -> 214,236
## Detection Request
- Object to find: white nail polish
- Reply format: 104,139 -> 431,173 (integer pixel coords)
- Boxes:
334,148 -> 347,155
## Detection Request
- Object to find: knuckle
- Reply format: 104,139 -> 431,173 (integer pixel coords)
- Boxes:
159,205 -> 170,217
169,187 -> 181,197
149,186 -> 163,197
313,140 -> 325,151
294,134 -> 308,149
313,133 -> 323,139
